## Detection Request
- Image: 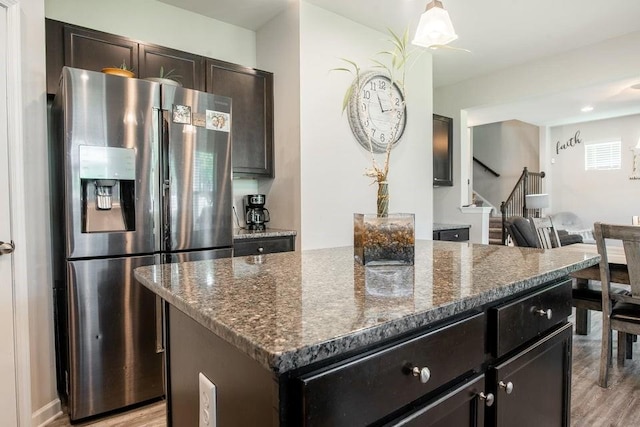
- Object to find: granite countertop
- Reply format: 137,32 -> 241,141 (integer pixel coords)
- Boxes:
433,223 -> 471,231
134,241 -> 598,375
233,228 -> 297,240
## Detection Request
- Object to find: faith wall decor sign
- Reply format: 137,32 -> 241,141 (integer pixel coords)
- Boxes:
556,130 -> 582,155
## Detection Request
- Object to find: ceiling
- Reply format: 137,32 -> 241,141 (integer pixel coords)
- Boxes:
158,0 -> 640,126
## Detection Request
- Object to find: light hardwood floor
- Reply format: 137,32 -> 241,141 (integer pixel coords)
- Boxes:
46,400 -> 165,427
47,309 -> 640,426
571,310 -> 640,427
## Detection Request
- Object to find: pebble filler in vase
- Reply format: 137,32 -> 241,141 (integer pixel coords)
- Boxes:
354,213 -> 415,266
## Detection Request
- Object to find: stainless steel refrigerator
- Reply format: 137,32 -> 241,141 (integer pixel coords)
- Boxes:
50,66 -> 233,421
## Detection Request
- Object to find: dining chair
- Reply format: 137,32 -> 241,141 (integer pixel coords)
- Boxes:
530,216 -> 561,249
595,222 -> 640,387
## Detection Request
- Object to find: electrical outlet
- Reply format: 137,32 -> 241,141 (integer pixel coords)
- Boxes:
199,373 -> 217,427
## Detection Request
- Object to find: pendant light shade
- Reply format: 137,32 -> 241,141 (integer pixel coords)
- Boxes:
412,0 -> 458,48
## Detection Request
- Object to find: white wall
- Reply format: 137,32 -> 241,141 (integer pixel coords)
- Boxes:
45,0 -> 256,67
473,120 -> 539,208
257,3 -> 301,246
548,114 -> 640,228
19,0 -> 59,423
434,30 -> 640,234
298,3 -> 433,250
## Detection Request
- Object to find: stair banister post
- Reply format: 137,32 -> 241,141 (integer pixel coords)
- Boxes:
522,167 -> 529,218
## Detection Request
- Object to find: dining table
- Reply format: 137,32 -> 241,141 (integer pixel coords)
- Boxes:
557,243 -> 629,335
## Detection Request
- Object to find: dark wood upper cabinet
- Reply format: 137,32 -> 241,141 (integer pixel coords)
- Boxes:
45,18 -> 275,179
206,60 -> 274,178
46,19 -> 138,94
45,19 -> 65,95
433,114 -> 453,187
64,26 -> 138,77
138,44 -> 204,91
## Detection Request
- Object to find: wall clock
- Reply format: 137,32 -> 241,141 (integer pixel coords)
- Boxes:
347,71 -> 407,153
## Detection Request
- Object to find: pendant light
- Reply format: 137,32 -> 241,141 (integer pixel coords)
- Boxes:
412,0 -> 458,48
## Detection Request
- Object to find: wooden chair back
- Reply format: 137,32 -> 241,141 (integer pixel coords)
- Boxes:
530,217 -> 561,249
593,222 -> 640,387
594,223 -> 640,301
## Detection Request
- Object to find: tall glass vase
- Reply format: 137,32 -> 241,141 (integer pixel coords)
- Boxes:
353,213 -> 415,265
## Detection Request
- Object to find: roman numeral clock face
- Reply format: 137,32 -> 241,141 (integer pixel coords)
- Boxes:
347,71 -> 407,153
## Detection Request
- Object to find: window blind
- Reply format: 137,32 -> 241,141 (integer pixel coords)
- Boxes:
584,140 -> 621,170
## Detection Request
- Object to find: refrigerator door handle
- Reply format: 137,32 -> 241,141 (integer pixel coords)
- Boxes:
155,295 -> 165,354
161,111 -> 171,251
152,107 -> 162,253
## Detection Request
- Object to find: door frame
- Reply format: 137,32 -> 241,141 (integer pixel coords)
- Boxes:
2,0 -> 33,423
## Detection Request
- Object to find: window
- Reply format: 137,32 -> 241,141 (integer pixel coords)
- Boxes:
585,140 -> 621,170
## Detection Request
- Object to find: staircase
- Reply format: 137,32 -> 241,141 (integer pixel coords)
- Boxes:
488,216 -> 503,245
483,167 -> 546,245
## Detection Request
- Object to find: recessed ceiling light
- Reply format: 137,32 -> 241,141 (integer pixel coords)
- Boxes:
632,83 -> 640,90
581,106 -> 594,112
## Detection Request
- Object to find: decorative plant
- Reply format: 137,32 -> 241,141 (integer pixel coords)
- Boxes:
115,60 -> 134,72
334,28 -> 413,217
158,66 -> 182,83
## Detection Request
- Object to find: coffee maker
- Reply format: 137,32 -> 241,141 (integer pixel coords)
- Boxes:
244,194 -> 270,231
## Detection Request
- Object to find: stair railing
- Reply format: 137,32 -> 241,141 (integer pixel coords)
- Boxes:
473,157 -> 500,177
499,167 -> 546,245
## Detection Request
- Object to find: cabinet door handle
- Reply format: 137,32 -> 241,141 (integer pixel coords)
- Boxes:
478,392 -> 494,407
499,381 -> 514,394
533,308 -> 552,319
411,366 -> 431,384
257,247 -> 264,253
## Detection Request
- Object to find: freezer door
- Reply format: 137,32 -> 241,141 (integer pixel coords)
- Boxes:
59,67 -> 161,259
66,255 -> 163,421
161,85 -> 233,252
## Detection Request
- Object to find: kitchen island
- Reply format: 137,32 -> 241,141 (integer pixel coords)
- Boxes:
134,241 -> 599,426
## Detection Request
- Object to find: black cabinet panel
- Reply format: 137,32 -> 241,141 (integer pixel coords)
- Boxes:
206,60 -> 274,178
138,44 -> 204,91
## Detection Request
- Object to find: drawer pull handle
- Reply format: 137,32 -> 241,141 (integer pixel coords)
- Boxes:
534,308 -> 552,319
499,381 -> 514,394
257,247 -> 264,253
453,234 -> 458,238
411,366 -> 431,384
478,392 -> 494,407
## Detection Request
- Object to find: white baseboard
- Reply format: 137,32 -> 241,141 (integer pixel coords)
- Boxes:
33,398 -> 62,427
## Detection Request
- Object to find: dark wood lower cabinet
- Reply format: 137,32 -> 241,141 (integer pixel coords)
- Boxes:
163,279 -> 573,426
298,314 -> 486,426
386,374 -> 486,427
433,227 -> 469,242
233,235 -> 295,256
488,323 -> 572,427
